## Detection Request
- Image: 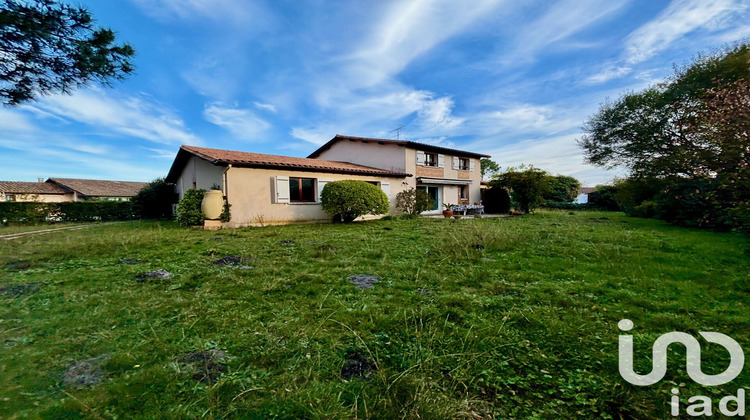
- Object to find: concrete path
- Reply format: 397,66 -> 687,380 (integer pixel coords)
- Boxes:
1,223 -> 120,241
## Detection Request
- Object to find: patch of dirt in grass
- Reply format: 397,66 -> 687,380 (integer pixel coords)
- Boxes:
210,237 -> 223,241
213,256 -> 241,266
349,274 -> 379,289
416,288 -> 433,296
63,354 -> 110,389
340,350 -> 377,380
179,349 -> 228,384
279,239 -> 295,246
3,260 -> 32,271
135,269 -> 174,282
0,282 -> 44,297
117,258 -> 142,265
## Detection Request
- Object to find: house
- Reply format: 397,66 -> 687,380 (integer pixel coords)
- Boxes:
0,178 -> 148,202
165,135 -> 490,227
0,180 -> 72,202
46,178 -> 148,201
575,187 -> 596,204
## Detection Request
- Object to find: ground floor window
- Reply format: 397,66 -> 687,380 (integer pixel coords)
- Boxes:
459,185 -> 468,201
290,177 -> 315,202
417,185 -> 440,210
4,194 -> 16,202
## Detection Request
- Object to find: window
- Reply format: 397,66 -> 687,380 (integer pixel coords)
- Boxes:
424,152 -> 437,167
289,177 -> 315,202
5,194 -> 16,202
458,158 -> 470,171
459,185 -> 468,201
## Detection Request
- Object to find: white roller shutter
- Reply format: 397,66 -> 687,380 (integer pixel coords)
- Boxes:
469,159 -> 475,172
380,182 -> 390,200
437,154 -> 445,168
452,156 -> 459,170
274,175 -> 290,203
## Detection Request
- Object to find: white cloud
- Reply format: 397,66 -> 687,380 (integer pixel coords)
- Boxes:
344,0 -> 504,86
253,102 -> 277,113
585,65 -> 634,84
36,89 -> 201,146
204,103 -> 271,141
625,0 -> 740,64
129,0 -> 273,26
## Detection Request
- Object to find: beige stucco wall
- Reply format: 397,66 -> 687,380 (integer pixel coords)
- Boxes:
0,192 -> 73,202
314,141 -> 407,173
405,149 -> 483,209
175,156 -> 225,199
224,167 -> 409,227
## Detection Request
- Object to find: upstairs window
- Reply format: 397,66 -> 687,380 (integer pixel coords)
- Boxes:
458,158 -> 470,170
424,152 -> 437,167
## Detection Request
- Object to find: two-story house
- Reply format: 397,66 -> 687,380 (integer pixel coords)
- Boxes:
165,134 -> 490,227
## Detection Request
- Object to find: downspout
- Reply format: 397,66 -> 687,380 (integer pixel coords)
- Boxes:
223,164 -> 231,209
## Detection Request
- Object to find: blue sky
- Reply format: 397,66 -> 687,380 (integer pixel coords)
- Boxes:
1,0 -> 749,185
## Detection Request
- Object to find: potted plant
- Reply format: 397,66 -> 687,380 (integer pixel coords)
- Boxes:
442,203 -> 453,218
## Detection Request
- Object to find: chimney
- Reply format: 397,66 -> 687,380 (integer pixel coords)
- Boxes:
38,178 -> 45,183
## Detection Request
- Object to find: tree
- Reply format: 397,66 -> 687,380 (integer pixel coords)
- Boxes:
490,165 -> 551,213
0,0 -> 135,105
480,158 -> 500,179
395,187 -> 432,217
131,178 -> 177,219
578,44 -> 749,179
176,189 -> 204,227
320,180 -> 389,223
544,175 -> 581,202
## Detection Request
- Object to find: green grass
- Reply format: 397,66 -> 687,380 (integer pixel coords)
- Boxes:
1,212 -> 748,418
0,222 -> 83,236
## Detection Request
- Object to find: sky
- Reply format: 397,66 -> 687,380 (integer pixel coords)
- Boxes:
1,0 -> 749,186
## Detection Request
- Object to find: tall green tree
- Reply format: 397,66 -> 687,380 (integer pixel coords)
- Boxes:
0,0 -> 135,105
490,165 -> 551,213
480,158 -> 500,179
544,175 -> 581,202
578,44 -> 749,179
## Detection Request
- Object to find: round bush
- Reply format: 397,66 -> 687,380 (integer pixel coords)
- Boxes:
483,186 -> 511,214
321,180 -> 389,223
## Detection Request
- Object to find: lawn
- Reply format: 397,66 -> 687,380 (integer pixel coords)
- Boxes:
1,212 -> 748,418
0,222 -> 83,236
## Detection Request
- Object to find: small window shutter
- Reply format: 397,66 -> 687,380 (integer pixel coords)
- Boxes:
438,154 -> 445,168
469,159 -> 475,172
380,182 -> 390,200
317,179 -> 332,202
452,156 -> 459,170
274,175 -> 290,203
416,151 -> 425,166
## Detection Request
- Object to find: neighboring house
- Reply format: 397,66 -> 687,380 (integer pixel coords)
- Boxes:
165,134 -> 490,227
46,178 -> 148,201
576,187 -> 596,204
0,180 -> 72,202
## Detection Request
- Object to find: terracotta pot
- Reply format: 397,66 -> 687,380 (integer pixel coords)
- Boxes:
201,190 -> 224,220
442,210 -> 453,218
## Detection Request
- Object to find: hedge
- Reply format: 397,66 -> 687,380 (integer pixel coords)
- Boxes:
0,202 -> 135,226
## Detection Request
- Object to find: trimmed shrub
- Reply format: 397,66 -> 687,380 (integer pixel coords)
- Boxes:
0,202 -> 133,225
132,178 -> 177,219
612,177 -> 666,216
176,189 -> 205,227
321,180 -> 389,223
395,188 -> 432,217
483,186 -> 511,214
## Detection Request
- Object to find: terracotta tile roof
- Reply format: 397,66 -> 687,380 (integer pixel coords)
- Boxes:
167,145 -> 411,181
0,181 -> 67,195
307,134 -> 491,159
47,178 -> 148,197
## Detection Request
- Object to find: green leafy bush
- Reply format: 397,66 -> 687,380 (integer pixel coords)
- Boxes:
321,180 -> 389,223
176,189 -> 205,227
490,166 -> 551,213
483,186 -> 511,213
654,180 -> 716,228
131,178 -> 177,219
0,202 -> 133,225
395,188 -> 432,217
587,186 -> 620,211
